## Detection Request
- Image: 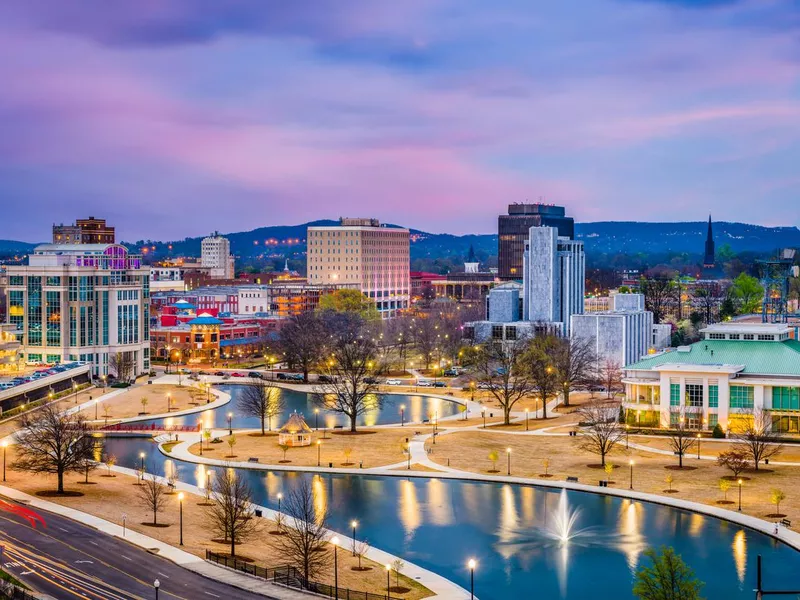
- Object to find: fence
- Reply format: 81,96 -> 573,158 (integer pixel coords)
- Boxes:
206,551 -> 403,600
95,423 -> 200,433
0,579 -> 37,600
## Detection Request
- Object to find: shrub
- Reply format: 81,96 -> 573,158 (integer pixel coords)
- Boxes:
711,423 -> 725,439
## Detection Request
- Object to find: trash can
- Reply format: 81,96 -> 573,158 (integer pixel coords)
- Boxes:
329,462 -> 333,468
255,509 -> 263,518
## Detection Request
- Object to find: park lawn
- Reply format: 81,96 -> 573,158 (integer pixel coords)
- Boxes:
629,435 -> 800,462
0,445 -> 432,599
188,427 -> 434,468
76,384 -> 210,422
426,431 -> 800,525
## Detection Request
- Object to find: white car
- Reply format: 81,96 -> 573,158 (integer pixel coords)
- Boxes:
385,379 -> 402,386
417,379 -> 433,387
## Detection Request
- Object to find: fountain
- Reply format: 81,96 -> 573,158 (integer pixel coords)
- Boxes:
546,489 -> 582,544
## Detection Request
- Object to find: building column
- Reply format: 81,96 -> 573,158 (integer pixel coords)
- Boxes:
659,377 -> 671,427
718,377 -> 731,430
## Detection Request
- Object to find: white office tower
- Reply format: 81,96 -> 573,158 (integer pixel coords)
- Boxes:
201,233 -> 234,279
522,226 -> 585,335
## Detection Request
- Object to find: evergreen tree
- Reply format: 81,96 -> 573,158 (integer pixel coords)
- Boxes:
633,547 -> 704,600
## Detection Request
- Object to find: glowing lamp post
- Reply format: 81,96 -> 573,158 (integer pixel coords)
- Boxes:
332,537 -> 340,598
400,404 -> 405,427
506,448 -> 512,475
177,492 -> 184,545
227,412 -> 233,435
468,559 -> 476,599
351,520 -> 358,556
317,440 -> 322,467
629,460 -> 635,490
738,479 -> 743,511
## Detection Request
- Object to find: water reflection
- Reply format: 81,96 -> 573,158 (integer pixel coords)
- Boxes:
133,386 -> 460,430
101,438 -> 800,600
733,529 -> 747,584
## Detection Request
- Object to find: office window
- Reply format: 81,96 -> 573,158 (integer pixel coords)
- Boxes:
708,385 -> 719,408
730,385 -> 754,409
685,384 -> 703,407
772,387 -> 800,411
670,383 -> 681,406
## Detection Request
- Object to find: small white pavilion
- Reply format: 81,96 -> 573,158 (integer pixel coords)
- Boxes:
278,413 -> 312,447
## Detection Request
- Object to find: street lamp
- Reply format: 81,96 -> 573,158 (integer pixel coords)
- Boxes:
1,440 -> 7,482
482,407 -> 486,429
400,404 -> 405,427
177,492 -> 184,545
525,408 -> 529,431
227,412 -> 233,435
317,440 -> 322,467
73,382 -> 78,404
139,452 -> 146,472
506,448 -> 512,476
332,536 -> 339,599
385,563 -> 392,598
629,460 -> 635,490
153,579 -> 160,600
277,492 -> 283,513
351,520 -> 358,556
467,559 -> 476,600
738,479 -> 743,511
95,399 -> 99,421
625,424 -> 630,449
696,433 -> 701,459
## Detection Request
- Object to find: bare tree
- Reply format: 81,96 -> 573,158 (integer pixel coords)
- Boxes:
640,276 -> 678,324
412,315 -> 440,370
137,470 -> 168,525
599,359 -> 623,399
524,334 -> 561,419
270,478 -> 331,584
472,337 -> 532,425
717,446 -> 750,478
12,403 -> 96,493
667,410 -> 695,469
733,409 -> 783,470
205,466 -> 259,558
280,312 -> 326,382
576,399 -> 626,467
313,321 -> 382,432
240,379 -> 285,434
552,336 -> 596,407
353,540 -> 371,571
109,351 -> 135,382
383,315 -> 414,374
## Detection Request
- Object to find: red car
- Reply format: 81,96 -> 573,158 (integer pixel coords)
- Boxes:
231,372 -> 245,377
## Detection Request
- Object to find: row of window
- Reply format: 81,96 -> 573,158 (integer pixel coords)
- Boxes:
668,383 -> 751,408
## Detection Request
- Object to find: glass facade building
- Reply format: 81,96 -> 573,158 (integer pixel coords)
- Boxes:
2,244 -> 150,377
498,204 -> 574,280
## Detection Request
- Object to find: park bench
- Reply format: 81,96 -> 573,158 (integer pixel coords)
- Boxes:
333,425 -> 344,430
566,476 -> 579,483
248,457 -> 259,463
781,518 -> 792,528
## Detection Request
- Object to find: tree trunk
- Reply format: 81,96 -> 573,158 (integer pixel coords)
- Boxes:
563,385 -> 570,407
153,509 -> 157,525
57,469 -> 64,494
261,416 -> 266,436
350,414 -> 357,433
303,369 -> 309,384
231,527 -> 235,558
503,404 -> 511,426
678,452 -> 683,468
542,398 -> 548,420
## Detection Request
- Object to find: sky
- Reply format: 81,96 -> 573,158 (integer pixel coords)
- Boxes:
1,0 -> 799,242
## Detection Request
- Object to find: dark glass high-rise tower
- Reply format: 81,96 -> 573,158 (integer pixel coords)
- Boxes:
498,204 -> 574,280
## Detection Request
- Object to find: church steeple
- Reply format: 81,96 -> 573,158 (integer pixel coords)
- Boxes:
703,215 -> 715,268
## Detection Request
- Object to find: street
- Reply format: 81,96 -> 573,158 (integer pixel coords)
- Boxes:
0,498 -> 274,600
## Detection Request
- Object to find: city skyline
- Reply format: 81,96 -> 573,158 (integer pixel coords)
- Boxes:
2,1 -> 800,241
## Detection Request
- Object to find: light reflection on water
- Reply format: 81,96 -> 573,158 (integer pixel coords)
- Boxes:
104,439 -> 799,600
132,385 -> 460,430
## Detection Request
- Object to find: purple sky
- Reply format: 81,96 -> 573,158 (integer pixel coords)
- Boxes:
1,0 -> 799,242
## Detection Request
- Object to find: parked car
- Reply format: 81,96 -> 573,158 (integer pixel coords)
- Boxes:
432,381 -> 447,388
317,375 -> 335,383
290,374 -> 304,381
214,371 -> 225,377
231,372 -> 245,378
443,369 -> 459,377
248,372 -> 263,379
417,379 -> 433,387
364,377 -> 380,384
385,379 -> 402,385
276,373 -> 290,380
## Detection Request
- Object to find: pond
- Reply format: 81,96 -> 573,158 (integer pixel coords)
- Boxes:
134,384 -> 464,430
104,437 -> 800,600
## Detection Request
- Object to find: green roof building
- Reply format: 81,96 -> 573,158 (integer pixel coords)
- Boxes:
623,323 -> 800,433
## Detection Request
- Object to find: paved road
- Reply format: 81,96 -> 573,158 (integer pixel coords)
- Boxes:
0,498 -> 273,600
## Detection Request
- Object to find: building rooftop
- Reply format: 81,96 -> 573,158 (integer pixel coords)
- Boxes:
701,323 -> 791,335
626,339 -> 800,376
34,243 -> 117,253
279,412 -> 312,434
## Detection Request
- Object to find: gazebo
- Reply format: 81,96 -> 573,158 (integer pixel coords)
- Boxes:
278,413 -> 312,447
